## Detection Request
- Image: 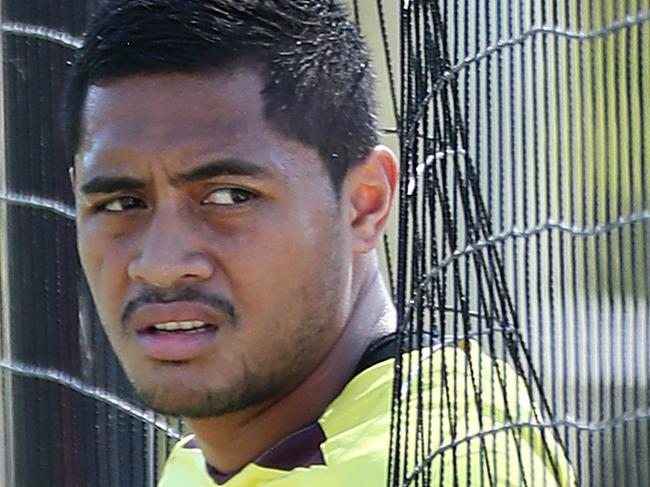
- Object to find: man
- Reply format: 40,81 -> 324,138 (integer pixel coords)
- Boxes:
65,0 -> 574,485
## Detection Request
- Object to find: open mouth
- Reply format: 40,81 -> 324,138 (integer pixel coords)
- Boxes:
144,320 -> 217,335
136,320 -> 220,361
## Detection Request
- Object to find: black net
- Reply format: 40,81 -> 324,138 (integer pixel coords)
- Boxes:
1,1 -> 649,486
385,1 -> 650,486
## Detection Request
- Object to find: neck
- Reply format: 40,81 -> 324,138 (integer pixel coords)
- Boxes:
188,267 -> 396,473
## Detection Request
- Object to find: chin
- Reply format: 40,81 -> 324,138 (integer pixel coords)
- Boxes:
133,380 -> 273,418
137,386 -> 225,418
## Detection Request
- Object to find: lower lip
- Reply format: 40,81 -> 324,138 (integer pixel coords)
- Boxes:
136,327 -> 219,361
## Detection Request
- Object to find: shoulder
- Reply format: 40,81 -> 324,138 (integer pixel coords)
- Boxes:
391,341 -> 576,486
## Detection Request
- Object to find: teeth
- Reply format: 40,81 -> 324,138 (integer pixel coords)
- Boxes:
152,321 -> 208,332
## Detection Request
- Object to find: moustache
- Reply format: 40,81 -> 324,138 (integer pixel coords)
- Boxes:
121,287 -> 238,328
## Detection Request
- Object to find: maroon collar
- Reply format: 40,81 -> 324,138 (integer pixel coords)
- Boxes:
185,422 -> 327,484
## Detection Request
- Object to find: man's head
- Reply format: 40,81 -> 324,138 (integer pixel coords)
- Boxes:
69,0 -> 397,419
64,0 -> 379,193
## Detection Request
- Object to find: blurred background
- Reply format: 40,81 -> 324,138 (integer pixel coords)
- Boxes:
1,1 -> 649,485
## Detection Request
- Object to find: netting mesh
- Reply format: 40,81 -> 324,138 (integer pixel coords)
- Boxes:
1,1 -> 649,486
385,1 -> 650,485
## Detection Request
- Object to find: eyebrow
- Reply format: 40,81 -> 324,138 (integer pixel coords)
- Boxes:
78,159 -> 272,196
175,159 -> 272,183
79,175 -> 145,195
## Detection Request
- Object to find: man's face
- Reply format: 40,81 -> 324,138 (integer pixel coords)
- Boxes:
74,70 -> 353,417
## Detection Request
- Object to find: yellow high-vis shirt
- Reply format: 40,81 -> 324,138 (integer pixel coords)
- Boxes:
158,339 -> 575,486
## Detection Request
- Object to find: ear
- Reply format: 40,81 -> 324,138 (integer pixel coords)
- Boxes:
69,166 -> 76,189
69,165 -> 79,203
342,145 -> 398,253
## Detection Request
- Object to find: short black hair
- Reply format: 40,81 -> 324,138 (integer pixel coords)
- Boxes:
63,0 -> 379,192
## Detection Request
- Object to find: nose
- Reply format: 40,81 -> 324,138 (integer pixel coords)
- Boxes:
127,206 -> 214,288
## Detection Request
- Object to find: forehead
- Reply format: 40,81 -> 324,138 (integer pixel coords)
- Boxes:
78,69 -> 322,179
84,70 -> 262,142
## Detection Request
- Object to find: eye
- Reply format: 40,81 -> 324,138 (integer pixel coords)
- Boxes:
203,188 -> 255,206
97,196 -> 147,213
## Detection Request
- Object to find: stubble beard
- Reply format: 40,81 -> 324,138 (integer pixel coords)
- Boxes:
132,359 -> 295,418
130,273 -> 345,419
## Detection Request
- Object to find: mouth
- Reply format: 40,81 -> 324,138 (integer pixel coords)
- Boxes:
128,301 -> 230,361
136,321 -> 220,362
145,320 -> 218,335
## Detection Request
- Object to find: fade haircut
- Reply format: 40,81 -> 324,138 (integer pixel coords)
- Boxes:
63,0 -> 379,193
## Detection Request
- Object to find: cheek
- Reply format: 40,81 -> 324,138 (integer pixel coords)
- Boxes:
77,221 -> 132,314
78,222 -> 103,288
225,214 -> 345,311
